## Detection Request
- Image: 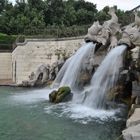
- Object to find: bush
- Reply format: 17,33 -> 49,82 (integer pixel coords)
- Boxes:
0,33 -> 17,50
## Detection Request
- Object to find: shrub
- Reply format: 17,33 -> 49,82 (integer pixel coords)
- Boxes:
0,33 -> 17,50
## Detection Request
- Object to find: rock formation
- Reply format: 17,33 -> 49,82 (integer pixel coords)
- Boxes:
21,54 -> 66,87
21,64 -> 50,87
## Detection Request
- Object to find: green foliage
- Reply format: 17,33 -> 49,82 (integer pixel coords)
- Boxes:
0,0 -> 134,37
116,9 -> 132,26
0,33 -> 16,43
0,0 -> 97,35
0,33 -> 16,50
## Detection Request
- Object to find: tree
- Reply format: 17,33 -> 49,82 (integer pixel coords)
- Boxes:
0,0 -> 131,36
44,0 -> 65,25
0,0 -> 5,13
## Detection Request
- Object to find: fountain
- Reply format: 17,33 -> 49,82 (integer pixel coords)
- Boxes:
0,5 -> 140,140
50,7 -> 127,106
83,45 -> 127,108
52,42 -> 96,89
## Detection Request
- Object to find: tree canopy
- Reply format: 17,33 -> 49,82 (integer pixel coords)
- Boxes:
0,0 -> 133,35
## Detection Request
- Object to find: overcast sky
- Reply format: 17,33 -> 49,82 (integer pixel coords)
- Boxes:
86,0 -> 140,11
9,0 -> 140,11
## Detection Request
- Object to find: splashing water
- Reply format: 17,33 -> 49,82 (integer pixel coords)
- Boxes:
83,45 -> 127,109
52,42 -> 95,89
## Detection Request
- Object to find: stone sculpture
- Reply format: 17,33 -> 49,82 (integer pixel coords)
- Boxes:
22,64 -> 50,87
119,11 -> 140,48
85,7 -> 120,50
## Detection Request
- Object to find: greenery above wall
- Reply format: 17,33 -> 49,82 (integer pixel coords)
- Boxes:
0,33 -> 16,50
0,0 -> 137,50
0,0 -> 134,36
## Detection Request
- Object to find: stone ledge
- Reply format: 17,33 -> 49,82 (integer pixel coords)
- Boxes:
16,36 -> 84,46
127,108 -> 140,127
123,124 -> 140,140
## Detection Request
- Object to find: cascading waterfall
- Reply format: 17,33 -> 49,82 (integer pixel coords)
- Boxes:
52,57 -> 72,87
52,42 -> 96,89
83,45 -> 127,109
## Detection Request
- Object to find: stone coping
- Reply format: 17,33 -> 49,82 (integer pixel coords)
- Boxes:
16,36 -> 84,46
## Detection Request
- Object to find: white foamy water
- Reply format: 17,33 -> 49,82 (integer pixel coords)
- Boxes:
53,42 -> 95,89
44,102 -> 121,124
83,45 -> 127,108
8,87 -> 124,124
9,88 -> 53,104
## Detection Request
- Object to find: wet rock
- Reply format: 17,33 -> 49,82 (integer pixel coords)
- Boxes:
79,72 -> 91,86
49,86 -> 73,103
132,81 -> 140,97
107,84 -> 124,102
49,90 -> 57,102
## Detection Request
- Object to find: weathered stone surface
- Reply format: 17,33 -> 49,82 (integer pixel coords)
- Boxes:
127,108 -> 140,127
123,124 -> 140,140
131,47 -> 140,60
49,86 -> 73,103
0,53 -> 12,80
128,104 -> 140,117
12,37 -> 83,84
119,12 -> 140,48
21,64 -> 50,87
132,81 -> 140,97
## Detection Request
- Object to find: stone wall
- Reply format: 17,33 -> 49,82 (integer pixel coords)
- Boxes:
0,53 -> 12,80
12,37 -> 84,84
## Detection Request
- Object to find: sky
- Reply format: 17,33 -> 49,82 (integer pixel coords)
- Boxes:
85,0 -> 140,11
9,0 -> 140,11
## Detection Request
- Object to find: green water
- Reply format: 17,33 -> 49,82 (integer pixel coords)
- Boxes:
0,87 -> 127,140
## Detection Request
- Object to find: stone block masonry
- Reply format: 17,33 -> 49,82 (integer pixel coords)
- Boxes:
0,53 -> 12,80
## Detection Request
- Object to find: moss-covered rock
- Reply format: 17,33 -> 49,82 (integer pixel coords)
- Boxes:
49,90 -> 57,102
49,86 -> 72,103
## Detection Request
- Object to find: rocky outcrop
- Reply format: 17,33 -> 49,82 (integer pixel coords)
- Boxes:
123,108 -> 140,140
49,86 -> 73,103
21,64 -> 50,87
122,80 -> 140,140
49,57 -> 65,81
20,55 -> 66,87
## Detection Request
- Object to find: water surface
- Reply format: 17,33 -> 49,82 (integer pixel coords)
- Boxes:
0,87 -> 127,140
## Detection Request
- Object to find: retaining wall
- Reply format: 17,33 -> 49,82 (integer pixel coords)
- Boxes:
12,37 -> 84,84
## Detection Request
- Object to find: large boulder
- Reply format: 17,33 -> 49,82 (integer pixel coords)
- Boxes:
49,86 -> 73,103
